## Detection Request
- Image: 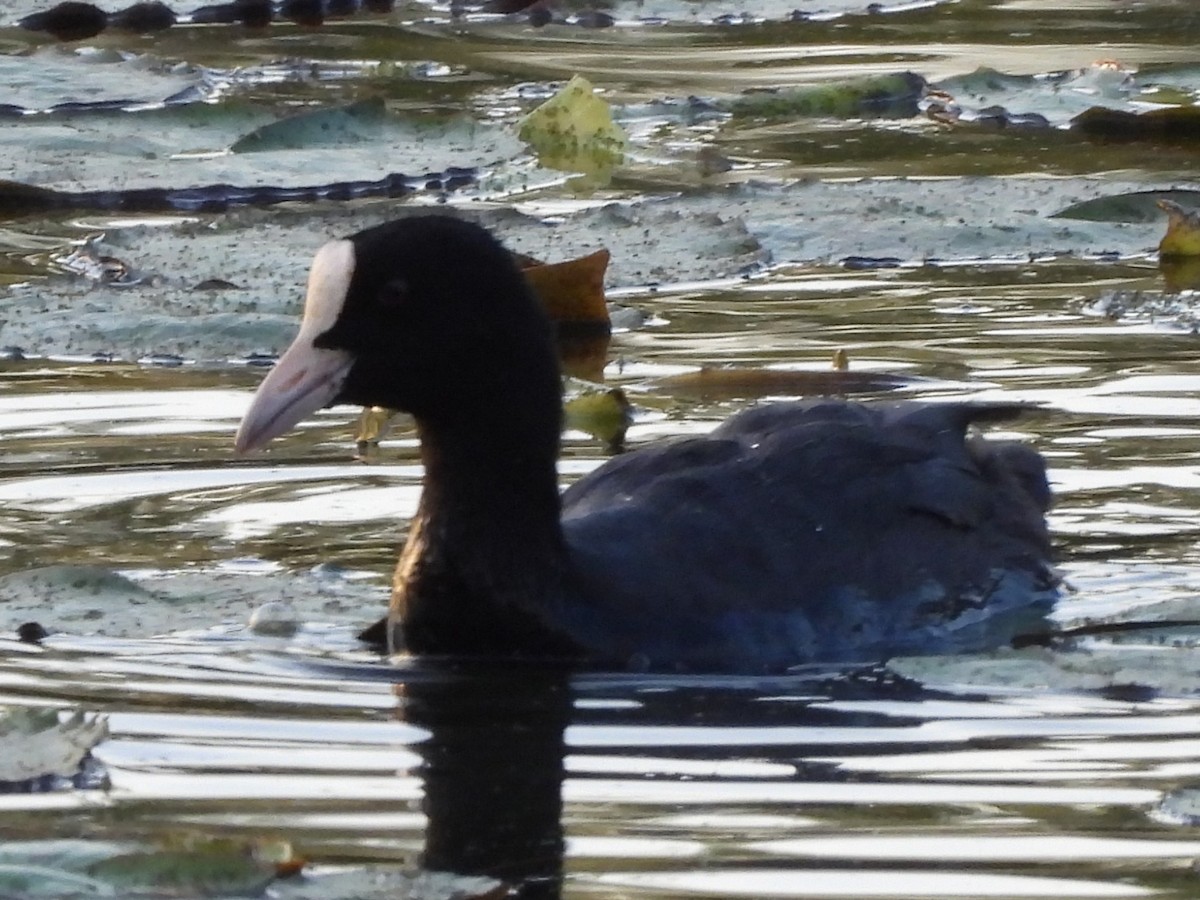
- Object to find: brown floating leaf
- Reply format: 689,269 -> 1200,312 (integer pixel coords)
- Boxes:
653,367 -> 912,401
517,248 -> 611,380
518,249 -> 610,329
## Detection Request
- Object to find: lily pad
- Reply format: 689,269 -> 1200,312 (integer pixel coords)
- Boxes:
1052,189 -> 1200,223
1071,104 -> 1200,143
0,707 -> 108,785
88,848 -> 276,896
729,72 -> 926,120
230,97 -> 388,153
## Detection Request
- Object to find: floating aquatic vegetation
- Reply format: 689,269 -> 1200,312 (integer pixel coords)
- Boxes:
932,63 -> 1138,127
518,75 -> 628,178
1052,189 -> 1200,223
0,707 -> 108,793
86,840 -> 283,896
230,97 -> 388,153
518,246 -> 612,379
0,167 -> 475,214
649,365 -> 915,401
16,0 -> 562,40
1071,104 -> 1200,144
0,47 -> 205,116
922,91 -> 1050,130
728,72 -> 927,120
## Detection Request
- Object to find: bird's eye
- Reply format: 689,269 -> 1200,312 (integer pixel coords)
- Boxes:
379,278 -> 408,307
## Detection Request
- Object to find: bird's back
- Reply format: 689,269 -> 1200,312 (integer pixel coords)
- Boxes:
559,400 -> 1056,672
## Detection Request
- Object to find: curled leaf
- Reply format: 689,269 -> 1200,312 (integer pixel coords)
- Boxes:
1157,198 -> 1200,258
517,249 -> 610,329
355,406 -> 397,449
564,387 -> 632,451
518,248 -> 611,380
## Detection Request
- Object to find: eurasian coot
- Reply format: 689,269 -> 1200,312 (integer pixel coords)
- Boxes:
235,215 -> 1057,673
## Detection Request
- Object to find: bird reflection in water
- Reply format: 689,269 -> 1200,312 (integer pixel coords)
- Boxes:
398,661 -> 572,899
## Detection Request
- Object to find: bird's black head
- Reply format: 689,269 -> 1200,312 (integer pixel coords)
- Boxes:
236,215 -> 562,453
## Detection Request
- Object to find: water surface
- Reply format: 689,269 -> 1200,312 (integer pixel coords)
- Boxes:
4,0 -> 1200,896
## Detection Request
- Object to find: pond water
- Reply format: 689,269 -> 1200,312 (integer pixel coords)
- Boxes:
5,0 -> 1200,897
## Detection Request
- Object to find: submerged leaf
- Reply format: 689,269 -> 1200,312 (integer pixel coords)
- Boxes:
518,76 -> 628,176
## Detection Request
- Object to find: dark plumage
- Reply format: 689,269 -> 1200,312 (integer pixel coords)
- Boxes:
235,215 -> 1058,673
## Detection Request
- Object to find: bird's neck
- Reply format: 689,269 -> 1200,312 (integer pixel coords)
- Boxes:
419,415 -> 565,548
387,410 -> 581,658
